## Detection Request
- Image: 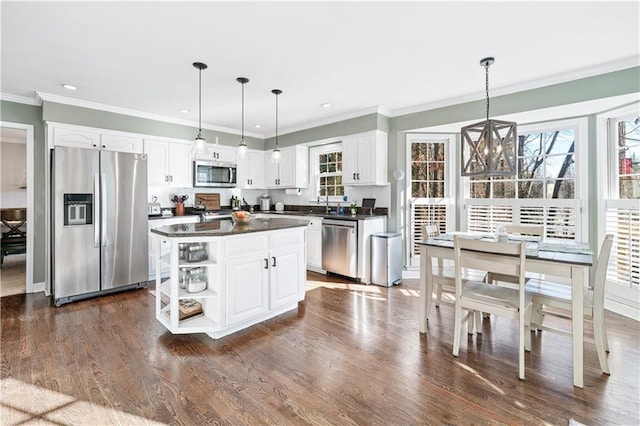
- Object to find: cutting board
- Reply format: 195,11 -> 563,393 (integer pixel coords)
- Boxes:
195,193 -> 220,211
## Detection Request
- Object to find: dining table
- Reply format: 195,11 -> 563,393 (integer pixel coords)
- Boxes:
417,233 -> 594,388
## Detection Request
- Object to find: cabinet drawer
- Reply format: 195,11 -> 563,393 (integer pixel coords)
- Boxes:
225,234 -> 269,258
269,229 -> 305,250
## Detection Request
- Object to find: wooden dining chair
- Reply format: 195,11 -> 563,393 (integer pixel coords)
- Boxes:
453,235 -> 532,380
422,224 -> 487,308
488,224 -> 545,286
525,234 -> 614,374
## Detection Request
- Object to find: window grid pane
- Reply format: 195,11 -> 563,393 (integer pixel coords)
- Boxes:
318,148 -> 344,198
411,142 -> 446,198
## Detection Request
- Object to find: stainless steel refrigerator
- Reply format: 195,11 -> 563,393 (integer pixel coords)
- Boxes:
52,146 -> 148,306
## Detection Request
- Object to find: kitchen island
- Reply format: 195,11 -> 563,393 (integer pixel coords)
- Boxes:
151,217 -> 309,339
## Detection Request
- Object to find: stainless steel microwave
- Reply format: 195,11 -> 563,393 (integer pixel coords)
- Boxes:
193,160 -> 237,187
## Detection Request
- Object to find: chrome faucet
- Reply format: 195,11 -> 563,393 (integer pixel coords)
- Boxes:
325,193 -> 330,214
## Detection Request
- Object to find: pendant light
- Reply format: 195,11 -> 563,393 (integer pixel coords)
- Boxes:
461,57 -> 516,177
236,77 -> 249,158
191,61 -> 210,158
271,89 -> 282,163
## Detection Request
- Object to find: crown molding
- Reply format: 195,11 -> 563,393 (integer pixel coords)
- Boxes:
389,56 -> 640,118
0,93 -> 42,106
271,105 -> 390,138
35,92 -> 265,139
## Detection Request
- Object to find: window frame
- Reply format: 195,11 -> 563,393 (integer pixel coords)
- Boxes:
310,142 -> 345,202
462,118 -> 588,240
597,103 -> 640,313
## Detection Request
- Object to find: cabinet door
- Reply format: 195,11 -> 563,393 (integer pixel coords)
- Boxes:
225,255 -> 269,325
247,150 -> 265,188
53,127 -> 101,150
342,137 -> 359,185
269,248 -> 303,309
168,142 -> 193,187
355,133 -> 376,184
276,148 -> 296,187
264,156 -> 279,188
101,134 -> 143,153
307,228 -> 322,269
144,140 -> 170,186
237,149 -> 265,189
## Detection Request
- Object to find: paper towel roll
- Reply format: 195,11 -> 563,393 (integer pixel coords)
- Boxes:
285,188 -> 302,196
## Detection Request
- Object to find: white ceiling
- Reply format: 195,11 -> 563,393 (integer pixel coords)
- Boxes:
1,1 -> 638,138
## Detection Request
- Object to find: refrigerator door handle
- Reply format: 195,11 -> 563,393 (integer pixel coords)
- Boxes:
94,172 -> 101,248
101,173 -> 107,247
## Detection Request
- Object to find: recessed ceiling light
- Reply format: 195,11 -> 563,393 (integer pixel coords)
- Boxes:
180,108 -> 190,113
321,103 -> 332,108
62,84 -> 77,91
253,124 -> 262,128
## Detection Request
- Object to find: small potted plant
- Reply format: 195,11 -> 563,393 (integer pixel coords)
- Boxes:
350,202 -> 357,216
171,194 -> 188,216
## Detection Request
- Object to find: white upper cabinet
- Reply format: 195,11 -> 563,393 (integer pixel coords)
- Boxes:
342,130 -> 388,186
144,139 -> 192,187
49,123 -> 143,153
265,145 -> 309,188
237,149 -> 265,189
194,144 -> 237,163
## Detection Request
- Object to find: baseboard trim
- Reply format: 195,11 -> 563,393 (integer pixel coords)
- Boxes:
605,298 -> 640,322
31,281 -> 45,294
403,270 -> 419,279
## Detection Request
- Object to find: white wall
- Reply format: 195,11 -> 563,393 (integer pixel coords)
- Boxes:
268,184 -> 391,209
1,141 -> 27,208
147,186 -> 265,209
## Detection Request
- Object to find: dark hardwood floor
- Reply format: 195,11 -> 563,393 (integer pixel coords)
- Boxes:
1,272 -> 639,425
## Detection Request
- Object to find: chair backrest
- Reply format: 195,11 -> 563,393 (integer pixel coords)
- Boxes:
423,224 -> 440,238
454,236 -> 526,283
505,224 -> 544,239
592,234 -> 614,309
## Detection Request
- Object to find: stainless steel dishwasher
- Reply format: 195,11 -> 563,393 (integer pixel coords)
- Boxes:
322,219 -> 358,279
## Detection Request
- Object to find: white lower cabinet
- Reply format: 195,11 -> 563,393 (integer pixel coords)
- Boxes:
306,217 -> 323,272
154,225 -> 306,338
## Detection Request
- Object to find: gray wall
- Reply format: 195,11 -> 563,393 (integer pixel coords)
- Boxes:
0,101 -> 46,283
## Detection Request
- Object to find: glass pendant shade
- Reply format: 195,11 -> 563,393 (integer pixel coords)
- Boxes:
461,57 -> 516,177
191,62 -> 209,158
271,146 -> 281,163
237,77 -> 249,159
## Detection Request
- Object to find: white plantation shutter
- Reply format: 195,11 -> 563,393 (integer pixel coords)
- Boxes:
606,207 -> 640,288
411,203 -> 448,256
466,204 -> 512,234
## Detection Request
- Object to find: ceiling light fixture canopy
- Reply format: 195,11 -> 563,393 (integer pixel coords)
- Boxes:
271,89 -> 282,163
192,61 -> 210,158
237,77 -> 249,158
461,57 -> 516,177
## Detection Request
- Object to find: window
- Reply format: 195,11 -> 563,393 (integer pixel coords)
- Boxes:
311,143 -> 344,199
406,134 -> 456,268
464,119 -> 586,240
604,114 -> 640,290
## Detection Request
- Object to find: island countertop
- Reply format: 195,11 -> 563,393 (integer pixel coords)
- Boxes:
150,217 -> 310,238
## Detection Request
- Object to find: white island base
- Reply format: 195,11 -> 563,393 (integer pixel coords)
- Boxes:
152,218 -> 308,339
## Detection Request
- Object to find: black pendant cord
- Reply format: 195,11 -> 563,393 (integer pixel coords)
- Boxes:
485,61 -> 490,122
198,68 -> 202,134
275,93 -> 278,148
241,82 -> 245,141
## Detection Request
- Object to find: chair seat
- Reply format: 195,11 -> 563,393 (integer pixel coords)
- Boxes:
525,279 -> 594,308
463,281 -> 532,310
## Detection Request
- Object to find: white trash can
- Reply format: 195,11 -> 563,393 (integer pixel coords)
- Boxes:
371,233 -> 402,287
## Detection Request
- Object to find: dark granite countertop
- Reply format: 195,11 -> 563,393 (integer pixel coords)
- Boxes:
151,217 -> 310,238
260,211 -> 386,221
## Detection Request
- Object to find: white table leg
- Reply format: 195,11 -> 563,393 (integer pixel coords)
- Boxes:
571,265 -> 584,388
419,246 -> 433,333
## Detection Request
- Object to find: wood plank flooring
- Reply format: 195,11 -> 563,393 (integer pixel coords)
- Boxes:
1,272 -> 639,425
